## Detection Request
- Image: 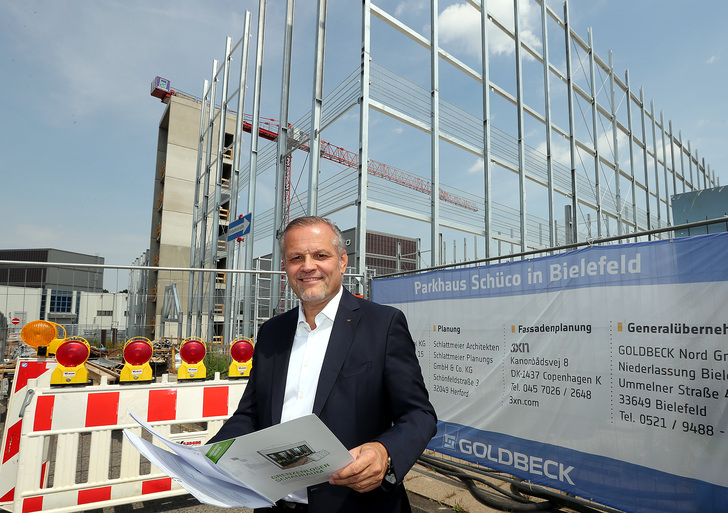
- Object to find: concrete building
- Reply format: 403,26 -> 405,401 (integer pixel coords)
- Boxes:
341,228 -> 420,277
0,249 -> 126,352
0,284 -> 127,352
146,92 -> 238,341
0,249 -> 104,293
0,248 -> 105,326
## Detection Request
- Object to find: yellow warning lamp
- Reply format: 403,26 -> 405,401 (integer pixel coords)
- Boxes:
177,337 -> 206,381
47,322 -> 67,356
20,320 -> 57,356
229,337 -> 254,378
120,337 -> 154,384
50,337 -> 91,386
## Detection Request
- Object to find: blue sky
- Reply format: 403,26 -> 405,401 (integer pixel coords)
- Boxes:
1,0 -> 726,286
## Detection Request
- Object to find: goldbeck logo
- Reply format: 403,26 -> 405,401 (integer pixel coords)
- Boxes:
440,425 -> 575,485
441,424 -> 459,451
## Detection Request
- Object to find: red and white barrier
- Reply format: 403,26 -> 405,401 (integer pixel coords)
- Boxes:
0,360 -> 56,509
0,361 -> 246,513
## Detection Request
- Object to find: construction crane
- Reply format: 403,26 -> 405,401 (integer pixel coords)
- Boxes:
237,114 -> 479,218
152,79 -> 478,217
234,113 -> 478,314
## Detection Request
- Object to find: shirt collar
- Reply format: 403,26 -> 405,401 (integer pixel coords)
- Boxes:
296,286 -> 344,326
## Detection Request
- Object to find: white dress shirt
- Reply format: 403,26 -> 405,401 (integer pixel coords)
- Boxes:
279,287 -> 343,503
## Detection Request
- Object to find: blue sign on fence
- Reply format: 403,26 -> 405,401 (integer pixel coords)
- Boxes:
227,213 -> 251,241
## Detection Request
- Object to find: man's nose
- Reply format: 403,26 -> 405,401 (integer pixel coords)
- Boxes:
299,255 -> 316,270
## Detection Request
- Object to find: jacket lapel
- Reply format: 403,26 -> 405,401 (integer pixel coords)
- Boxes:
270,308 -> 298,425
312,289 -> 360,415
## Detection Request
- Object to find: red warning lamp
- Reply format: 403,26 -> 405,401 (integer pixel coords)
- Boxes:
51,337 -> 91,386
229,337 -> 254,378
120,337 -> 154,383
177,337 -> 206,380
125,338 -> 153,365
56,339 -> 90,366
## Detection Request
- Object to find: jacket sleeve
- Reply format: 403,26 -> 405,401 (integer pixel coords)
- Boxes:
373,308 -> 437,482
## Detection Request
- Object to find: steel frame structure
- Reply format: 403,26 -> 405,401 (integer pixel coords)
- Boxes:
185,0 -> 719,341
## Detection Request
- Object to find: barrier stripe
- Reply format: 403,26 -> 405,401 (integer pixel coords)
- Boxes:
33,396 -> 54,432
148,389 -> 177,422
14,362 -> 50,393
142,478 -> 172,494
0,488 -> 13,503
39,461 -> 48,489
202,386 -> 229,417
21,495 -> 42,513
2,422 -> 21,464
21,478 -> 177,512
78,486 -> 111,505
86,392 -> 120,427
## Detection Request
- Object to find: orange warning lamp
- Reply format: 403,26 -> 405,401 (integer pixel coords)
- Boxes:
47,322 -> 67,356
120,337 -> 154,384
51,337 -> 91,386
177,336 -> 206,380
20,320 -> 58,356
229,337 -> 254,378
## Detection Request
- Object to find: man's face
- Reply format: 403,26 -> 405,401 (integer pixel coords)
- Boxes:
283,222 -> 348,309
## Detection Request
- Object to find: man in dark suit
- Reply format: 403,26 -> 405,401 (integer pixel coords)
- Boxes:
209,216 -> 436,512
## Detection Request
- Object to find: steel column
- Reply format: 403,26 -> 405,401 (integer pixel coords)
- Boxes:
609,52 -> 622,235
224,12 -> 252,344
514,0 -> 527,251
207,36 -> 232,344
187,78 -> 211,337
639,88 -> 651,232
540,0 -> 555,246
481,0 -> 492,258
588,29 -> 601,238
649,99 -> 660,229
564,1 -> 578,244
271,0 -> 295,317
430,0 -> 441,266
623,73 -> 637,233
660,110 -> 671,226
307,0 -> 328,215
357,0 -> 373,290
243,0 -> 267,338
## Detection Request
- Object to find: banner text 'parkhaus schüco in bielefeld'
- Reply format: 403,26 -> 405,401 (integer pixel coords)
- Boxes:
372,232 -> 728,513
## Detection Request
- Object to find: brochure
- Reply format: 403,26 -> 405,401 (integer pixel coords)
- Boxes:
123,412 -> 355,508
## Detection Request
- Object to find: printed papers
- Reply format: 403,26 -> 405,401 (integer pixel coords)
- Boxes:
124,412 -> 354,508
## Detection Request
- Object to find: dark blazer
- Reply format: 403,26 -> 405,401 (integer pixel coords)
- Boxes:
210,288 -> 437,513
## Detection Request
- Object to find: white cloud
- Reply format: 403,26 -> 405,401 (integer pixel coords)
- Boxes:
438,0 -> 541,59
394,0 -> 428,19
467,158 -> 484,174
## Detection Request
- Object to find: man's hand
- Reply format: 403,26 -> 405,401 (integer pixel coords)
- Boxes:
328,441 -> 389,493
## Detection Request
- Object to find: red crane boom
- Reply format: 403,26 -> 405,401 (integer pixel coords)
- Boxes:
240,114 -> 478,212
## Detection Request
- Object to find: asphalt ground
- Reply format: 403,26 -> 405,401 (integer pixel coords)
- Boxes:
85,488 -> 447,513
82,458 -> 521,513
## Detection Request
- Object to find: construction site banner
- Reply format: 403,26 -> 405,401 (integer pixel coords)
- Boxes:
372,232 -> 728,513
